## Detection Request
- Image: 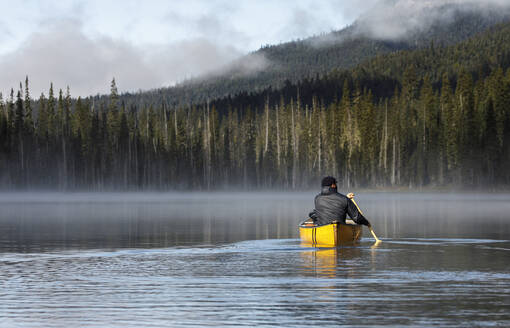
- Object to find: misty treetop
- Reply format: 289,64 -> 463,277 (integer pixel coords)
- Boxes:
1,22 -> 510,190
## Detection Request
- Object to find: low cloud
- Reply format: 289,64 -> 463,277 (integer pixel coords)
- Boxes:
355,0 -> 510,40
306,0 -> 510,47
0,18 -> 244,97
208,52 -> 269,79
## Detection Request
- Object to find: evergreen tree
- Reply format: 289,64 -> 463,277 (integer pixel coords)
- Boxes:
24,77 -> 34,133
47,83 -> 56,138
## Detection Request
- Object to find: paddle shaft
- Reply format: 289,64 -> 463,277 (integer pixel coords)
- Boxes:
350,198 -> 381,242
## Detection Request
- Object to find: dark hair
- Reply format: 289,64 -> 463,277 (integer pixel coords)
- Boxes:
321,176 -> 337,187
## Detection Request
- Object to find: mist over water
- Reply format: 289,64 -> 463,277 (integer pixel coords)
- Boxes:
1,191 -> 509,251
1,192 -> 509,327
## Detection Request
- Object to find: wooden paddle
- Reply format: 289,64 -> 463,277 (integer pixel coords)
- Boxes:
350,198 -> 381,243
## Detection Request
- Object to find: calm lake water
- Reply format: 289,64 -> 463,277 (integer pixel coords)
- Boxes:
1,192 -> 509,327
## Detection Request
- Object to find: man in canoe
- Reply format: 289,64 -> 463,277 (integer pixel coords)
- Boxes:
309,176 -> 371,227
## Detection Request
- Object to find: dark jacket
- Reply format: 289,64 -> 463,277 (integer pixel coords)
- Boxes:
310,186 -> 370,226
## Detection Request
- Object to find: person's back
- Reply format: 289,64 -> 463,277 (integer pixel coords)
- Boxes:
314,185 -> 350,225
311,176 -> 370,227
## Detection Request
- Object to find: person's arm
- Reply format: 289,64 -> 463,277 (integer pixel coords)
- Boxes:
308,209 -> 318,222
346,198 -> 370,226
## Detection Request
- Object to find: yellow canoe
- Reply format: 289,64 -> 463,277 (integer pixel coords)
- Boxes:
299,218 -> 362,246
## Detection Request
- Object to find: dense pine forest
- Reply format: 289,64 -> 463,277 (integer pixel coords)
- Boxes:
1,21 -> 510,190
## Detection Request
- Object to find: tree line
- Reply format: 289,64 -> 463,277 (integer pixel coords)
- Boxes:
0,67 -> 509,190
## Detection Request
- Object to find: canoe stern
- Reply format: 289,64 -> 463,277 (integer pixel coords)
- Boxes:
299,220 -> 362,246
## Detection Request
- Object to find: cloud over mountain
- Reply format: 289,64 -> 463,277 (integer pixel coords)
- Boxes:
355,0 -> 510,40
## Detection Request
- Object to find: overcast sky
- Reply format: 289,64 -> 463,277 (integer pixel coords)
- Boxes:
0,0 -> 382,97
0,0 -> 508,98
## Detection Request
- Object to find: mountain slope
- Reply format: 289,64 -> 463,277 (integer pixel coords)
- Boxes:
114,3 -> 510,108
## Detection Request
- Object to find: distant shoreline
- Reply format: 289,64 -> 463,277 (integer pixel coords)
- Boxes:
0,187 -> 509,194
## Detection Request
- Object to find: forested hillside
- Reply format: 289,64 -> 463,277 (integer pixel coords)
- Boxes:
115,6 -> 510,107
1,21 -> 509,190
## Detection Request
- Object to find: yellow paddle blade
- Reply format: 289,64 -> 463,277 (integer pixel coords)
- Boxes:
371,239 -> 382,248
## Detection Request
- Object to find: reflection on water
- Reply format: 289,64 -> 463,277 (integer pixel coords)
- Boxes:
301,248 -> 339,276
1,192 -> 510,327
300,247 -> 364,278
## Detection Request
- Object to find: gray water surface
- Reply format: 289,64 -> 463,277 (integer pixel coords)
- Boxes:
1,192 -> 509,327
